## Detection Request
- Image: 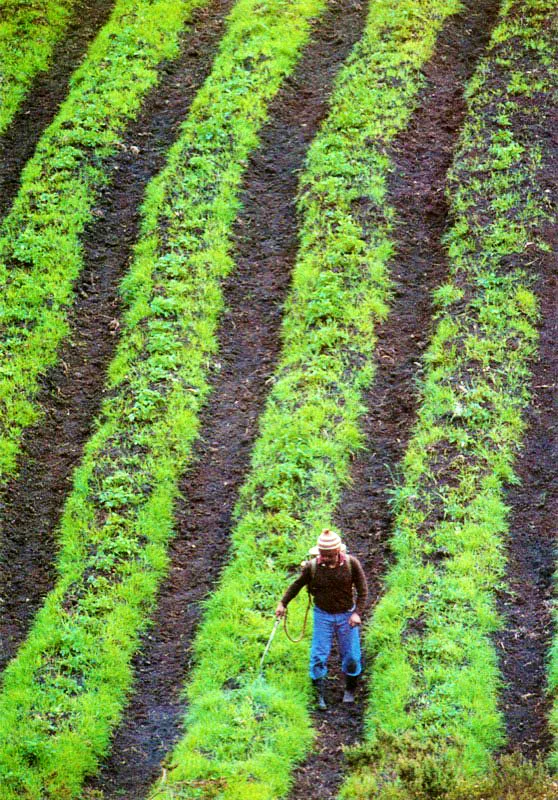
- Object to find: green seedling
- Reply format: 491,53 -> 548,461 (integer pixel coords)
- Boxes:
0,0 -> 328,796
0,0 -> 77,133
0,0 -> 210,485
340,0 -> 557,796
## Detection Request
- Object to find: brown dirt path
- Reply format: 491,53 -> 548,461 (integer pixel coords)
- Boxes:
85,1 -> 371,797
490,6 -> 558,750
467,8 -> 558,758
0,0 -> 236,674
496,224 -> 557,756
0,0 -> 116,224
287,1 -> 502,796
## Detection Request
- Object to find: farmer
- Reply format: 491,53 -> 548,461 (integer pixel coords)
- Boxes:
275,528 -> 368,709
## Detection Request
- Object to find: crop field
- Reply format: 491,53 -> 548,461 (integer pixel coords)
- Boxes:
0,0 -> 555,797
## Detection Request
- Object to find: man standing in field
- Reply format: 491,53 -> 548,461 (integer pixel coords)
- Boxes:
275,528 -> 368,710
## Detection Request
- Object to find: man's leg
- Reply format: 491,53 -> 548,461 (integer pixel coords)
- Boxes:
336,611 -> 362,703
309,607 -> 334,709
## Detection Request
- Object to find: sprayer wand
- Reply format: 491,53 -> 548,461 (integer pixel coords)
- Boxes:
259,618 -> 281,675
259,595 -> 313,674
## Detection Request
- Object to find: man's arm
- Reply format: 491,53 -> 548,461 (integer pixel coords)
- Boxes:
275,563 -> 311,617
349,556 -> 368,627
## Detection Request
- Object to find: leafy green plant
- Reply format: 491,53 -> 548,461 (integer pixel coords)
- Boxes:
0,0 -> 328,796
0,0 -> 78,133
0,0 -> 211,484
344,735 -> 558,800
339,0 -> 557,796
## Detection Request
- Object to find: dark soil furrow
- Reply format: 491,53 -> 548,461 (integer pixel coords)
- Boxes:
496,220 -> 557,758
0,0 -> 237,673
87,1 -> 370,796
0,0 -> 116,224
287,1 -> 502,796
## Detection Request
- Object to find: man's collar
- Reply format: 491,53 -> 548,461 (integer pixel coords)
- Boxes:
317,552 -> 346,567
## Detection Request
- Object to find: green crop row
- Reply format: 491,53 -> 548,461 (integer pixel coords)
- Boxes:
0,0 -> 78,134
0,0 -> 327,797
0,0 -> 211,486
340,1 -> 557,798
146,2 -> 470,799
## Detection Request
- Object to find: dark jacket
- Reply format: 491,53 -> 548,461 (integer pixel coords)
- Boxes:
281,555 -> 368,615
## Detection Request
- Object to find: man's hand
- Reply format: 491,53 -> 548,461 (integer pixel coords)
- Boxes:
349,611 -> 361,628
275,602 -> 286,618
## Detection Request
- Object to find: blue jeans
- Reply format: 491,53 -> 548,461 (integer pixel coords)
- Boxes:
309,605 -> 362,680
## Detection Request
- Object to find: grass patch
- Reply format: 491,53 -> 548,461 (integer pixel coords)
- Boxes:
0,0 -> 78,134
144,2 -> 481,799
0,0 -> 211,485
339,1 -> 557,797
0,0 -> 328,796
346,736 -> 558,800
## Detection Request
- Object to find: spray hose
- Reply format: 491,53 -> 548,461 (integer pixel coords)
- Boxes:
282,594 -> 312,643
259,596 -> 312,674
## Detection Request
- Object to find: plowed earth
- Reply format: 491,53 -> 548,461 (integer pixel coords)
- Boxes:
488,15 -> 558,757
0,0 -> 115,223
87,0 -> 371,796
0,0 -> 236,674
287,0 -> 503,796
495,233 -> 557,756
0,0 -> 555,797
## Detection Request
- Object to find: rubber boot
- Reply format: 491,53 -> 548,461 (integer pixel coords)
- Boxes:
312,678 -> 327,710
343,674 -> 358,704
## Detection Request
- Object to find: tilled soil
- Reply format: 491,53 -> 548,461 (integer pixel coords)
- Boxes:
0,0 -> 236,673
495,220 -> 557,758
86,1 -> 371,797
0,0 -> 115,223
1,0 -> 555,796
470,12 -> 557,759
287,1 -> 502,796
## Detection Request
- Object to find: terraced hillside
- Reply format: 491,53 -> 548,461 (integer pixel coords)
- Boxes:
0,0 -> 555,798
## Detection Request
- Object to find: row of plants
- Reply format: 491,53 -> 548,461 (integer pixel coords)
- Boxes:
0,0 -> 212,485
144,1 -> 476,798
0,0 -> 330,796
545,0 -> 558,769
340,1 -> 557,798
0,0 -> 79,134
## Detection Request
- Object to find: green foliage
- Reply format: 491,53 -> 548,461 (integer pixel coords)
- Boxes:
340,0 -> 557,796
0,0 -> 76,133
343,735 -> 558,799
0,0 -> 328,797
0,0 -> 208,484
147,1 -> 478,798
